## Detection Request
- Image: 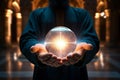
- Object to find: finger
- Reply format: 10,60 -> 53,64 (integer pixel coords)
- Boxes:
61,58 -> 68,64
51,60 -> 63,67
67,53 -> 81,64
38,53 -> 52,61
63,61 -> 71,66
64,55 -> 74,65
67,52 -> 74,58
62,53 -> 74,65
41,55 -> 61,67
40,56 -> 52,65
72,53 -> 81,59
82,43 -> 93,50
30,46 -> 40,53
67,52 -> 78,59
45,55 -> 57,64
50,57 -> 63,67
61,57 -> 70,66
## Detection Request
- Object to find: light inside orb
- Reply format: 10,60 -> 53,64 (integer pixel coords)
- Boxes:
45,26 -> 77,58
54,39 -> 66,50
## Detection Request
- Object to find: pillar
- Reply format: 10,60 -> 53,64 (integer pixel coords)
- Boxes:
16,13 -> 22,43
104,9 -> 110,43
95,12 -> 100,39
4,9 -> 13,45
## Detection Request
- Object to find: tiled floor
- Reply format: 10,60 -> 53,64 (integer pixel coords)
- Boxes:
0,45 -> 120,80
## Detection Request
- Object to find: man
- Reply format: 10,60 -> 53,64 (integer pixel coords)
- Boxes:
20,0 -> 99,80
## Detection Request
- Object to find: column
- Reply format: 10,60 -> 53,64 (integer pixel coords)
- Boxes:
105,9 -> 110,44
16,13 -> 22,43
95,12 -> 100,39
4,9 -> 13,45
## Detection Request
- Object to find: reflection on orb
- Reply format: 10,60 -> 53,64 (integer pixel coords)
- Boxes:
45,26 -> 77,58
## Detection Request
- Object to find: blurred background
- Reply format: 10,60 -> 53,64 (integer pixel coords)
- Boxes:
0,0 -> 120,80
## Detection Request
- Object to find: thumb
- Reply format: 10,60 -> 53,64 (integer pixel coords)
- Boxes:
82,43 -> 93,50
30,44 -> 45,53
30,45 -> 40,53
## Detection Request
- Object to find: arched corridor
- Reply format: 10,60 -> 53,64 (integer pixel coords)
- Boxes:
0,0 -> 120,80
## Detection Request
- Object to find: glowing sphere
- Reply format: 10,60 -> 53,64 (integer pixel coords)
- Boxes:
45,26 -> 77,58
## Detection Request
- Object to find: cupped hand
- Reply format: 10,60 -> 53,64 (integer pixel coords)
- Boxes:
30,44 -> 63,67
62,42 -> 93,66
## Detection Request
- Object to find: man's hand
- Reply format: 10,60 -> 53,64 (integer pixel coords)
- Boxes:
62,42 -> 93,66
30,44 -> 63,67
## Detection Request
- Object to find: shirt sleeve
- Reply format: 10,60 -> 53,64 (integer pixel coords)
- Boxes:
74,9 -> 100,67
19,10 -> 46,68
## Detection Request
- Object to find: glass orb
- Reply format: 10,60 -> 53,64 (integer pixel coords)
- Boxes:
45,26 -> 77,58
